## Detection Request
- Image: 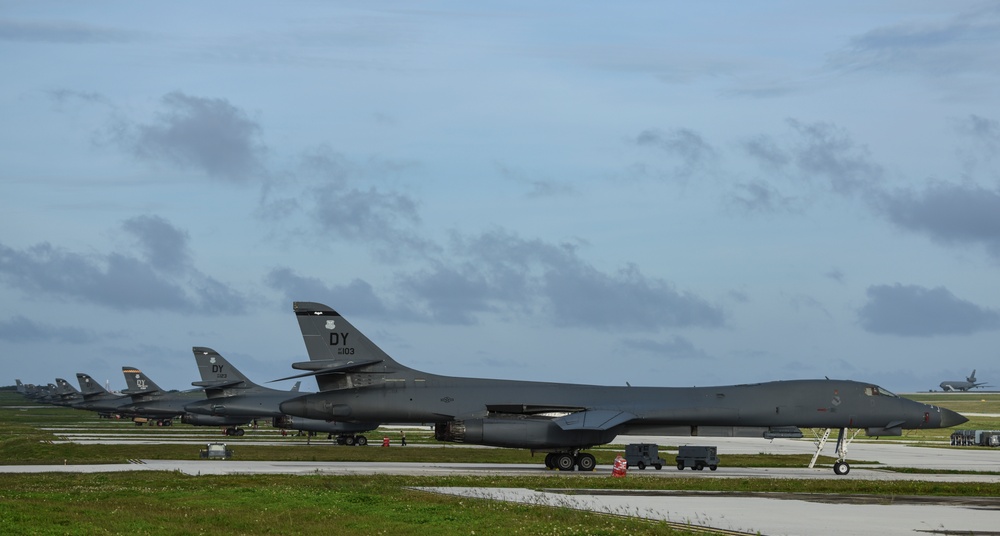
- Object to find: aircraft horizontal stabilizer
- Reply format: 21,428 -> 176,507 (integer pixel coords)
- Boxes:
191,379 -> 244,389
290,359 -> 383,372
121,388 -> 161,396
271,359 -> 385,383
553,409 -> 636,431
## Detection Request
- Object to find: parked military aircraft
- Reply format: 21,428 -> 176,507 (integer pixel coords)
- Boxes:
940,370 -> 988,391
279,302 -> 967,475
50,378 -> 84,407
15,379 -> 47,401
119,366 -> 246,428
183,347 -> 377,441
72,373 -> 133,416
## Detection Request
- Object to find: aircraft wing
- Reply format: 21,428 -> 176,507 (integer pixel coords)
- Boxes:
482,404 -> 637,431
552,409 -> 636,431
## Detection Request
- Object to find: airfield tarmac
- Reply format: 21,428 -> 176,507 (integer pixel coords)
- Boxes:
4,432 -> 999,535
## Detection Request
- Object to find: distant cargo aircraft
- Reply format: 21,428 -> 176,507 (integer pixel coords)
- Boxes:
278,302 -> 967,475
940,370 -> 988,391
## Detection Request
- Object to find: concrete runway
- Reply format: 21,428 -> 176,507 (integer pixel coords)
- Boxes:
419,486 -> 1000,536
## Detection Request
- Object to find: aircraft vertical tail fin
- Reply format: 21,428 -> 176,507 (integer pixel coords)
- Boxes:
55,378 -> 80,396
191,347 -> 255,390
968,370 -> 977,382
121,366 -> 163,395
76,373 -> 111,396
290,302 -> 417,390
15,379 -> 24,394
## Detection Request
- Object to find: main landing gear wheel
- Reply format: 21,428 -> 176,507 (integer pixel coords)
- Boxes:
576,453 -> 596,472
355,435 -> 367,446
555,453 -> 576,471
833,461 -> 850,475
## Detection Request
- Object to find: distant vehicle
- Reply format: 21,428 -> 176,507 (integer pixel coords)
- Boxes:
199,442 -> 233,459
940,370 -> 988,391
676,445 -> 719,471
624,443 -> 665,470
278,302 -> 967,475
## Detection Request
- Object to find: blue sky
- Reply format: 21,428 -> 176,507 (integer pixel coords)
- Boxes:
2,2 -> 999,394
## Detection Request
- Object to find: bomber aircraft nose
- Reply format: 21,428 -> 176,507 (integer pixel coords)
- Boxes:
939,407 -> 968,428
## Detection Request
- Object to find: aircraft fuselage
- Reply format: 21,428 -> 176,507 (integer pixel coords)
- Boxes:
280,375 -> 960,449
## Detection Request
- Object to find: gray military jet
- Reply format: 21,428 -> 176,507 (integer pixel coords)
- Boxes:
183,347 -> 377,442
119,366 -> 246,428
939,370 -> 988,391
50,378 -> 84,407
279,302 -> 967,475
15,380 -> 49,401
72,373 -> 133,417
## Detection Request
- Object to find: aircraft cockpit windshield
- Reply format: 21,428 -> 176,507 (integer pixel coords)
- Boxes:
865,385 -> 898,398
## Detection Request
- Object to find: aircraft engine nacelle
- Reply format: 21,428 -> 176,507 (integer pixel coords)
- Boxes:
434,417 -> 618,449
181,414 -> 248,427
273,415 -> 376,434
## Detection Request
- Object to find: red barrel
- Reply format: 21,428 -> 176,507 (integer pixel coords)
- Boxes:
611,455 -> 628,477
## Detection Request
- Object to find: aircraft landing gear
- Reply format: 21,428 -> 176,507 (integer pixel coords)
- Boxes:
576,452 -> 596,471
543,451 -> 596,471
335,434 -> 368,446
833,461 -> 850,475
809,427 -> 860,475
224,427 -> 245,436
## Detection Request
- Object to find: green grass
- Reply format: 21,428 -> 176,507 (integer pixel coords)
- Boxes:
0,472 -> 690,535
2,471 -> 999,535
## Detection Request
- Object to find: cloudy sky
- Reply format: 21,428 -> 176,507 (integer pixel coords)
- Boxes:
3,2 -> 999,394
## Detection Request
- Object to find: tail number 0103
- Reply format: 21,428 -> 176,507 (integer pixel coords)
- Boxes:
329,332 -> 355,355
